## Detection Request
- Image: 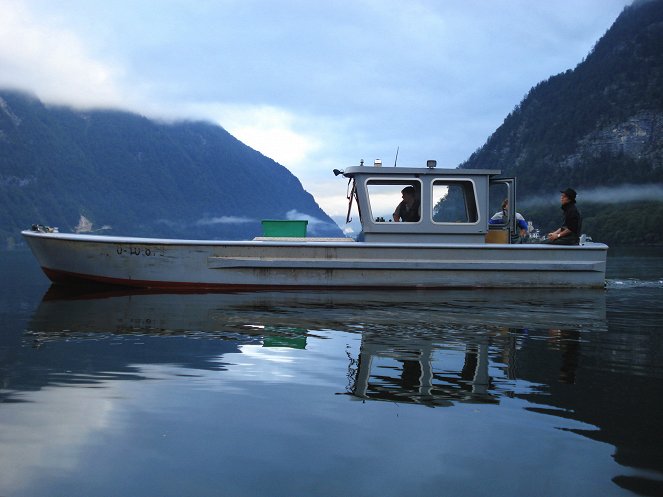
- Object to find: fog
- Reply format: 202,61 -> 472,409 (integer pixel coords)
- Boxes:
519,183 -> 663,208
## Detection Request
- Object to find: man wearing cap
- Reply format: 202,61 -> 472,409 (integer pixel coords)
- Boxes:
545,188 -> 582,245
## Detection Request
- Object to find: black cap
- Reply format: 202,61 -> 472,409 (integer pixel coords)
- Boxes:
560,188 -> 577,201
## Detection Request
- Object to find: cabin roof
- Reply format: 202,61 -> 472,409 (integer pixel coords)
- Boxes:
342,166 -> 502,177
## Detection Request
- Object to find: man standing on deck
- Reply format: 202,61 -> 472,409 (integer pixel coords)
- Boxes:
544,188 -> 582,245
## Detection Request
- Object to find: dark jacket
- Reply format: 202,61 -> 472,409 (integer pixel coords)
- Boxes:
395,199 -> 421,222
561,202 -> 582,242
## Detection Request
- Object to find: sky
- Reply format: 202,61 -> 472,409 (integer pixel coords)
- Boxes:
0,0 -> 633,229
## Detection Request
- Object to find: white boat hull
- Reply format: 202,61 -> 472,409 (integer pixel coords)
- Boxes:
22,230 -> 608,289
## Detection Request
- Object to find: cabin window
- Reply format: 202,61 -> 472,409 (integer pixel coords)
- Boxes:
366,179 -> 422,223
432,180 -> 478,223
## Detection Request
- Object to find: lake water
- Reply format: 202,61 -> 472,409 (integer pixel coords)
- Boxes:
1,248 -> 662,497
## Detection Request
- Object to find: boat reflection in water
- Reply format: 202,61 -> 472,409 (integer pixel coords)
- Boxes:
29,285 -> 606,408
345,289 -> 602,407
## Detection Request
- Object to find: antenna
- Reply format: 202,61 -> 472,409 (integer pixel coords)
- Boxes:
393,146 -> 399,167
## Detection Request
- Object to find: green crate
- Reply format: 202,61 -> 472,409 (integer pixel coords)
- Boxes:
263,335 -> 307,349
261,220 -> 308,237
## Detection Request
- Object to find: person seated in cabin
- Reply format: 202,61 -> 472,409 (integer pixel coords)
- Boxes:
393,186 -> 420,222
489,198 -> 529,242
543,188 -> 582,245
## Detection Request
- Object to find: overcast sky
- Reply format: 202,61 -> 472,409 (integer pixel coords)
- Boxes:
1,0 -> 632,227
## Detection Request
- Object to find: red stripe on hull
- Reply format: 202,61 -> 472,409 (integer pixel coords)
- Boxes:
40,266 -> 393,291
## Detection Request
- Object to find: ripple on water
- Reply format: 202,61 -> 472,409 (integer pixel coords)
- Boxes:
606,278 -> 663,289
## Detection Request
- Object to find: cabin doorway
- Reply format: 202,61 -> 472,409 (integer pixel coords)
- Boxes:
488,178 -> 518,243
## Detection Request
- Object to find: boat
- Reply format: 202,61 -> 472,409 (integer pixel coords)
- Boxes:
22,161 -> 608,289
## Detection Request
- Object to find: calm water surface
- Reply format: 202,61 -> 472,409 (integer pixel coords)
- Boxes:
1,248 -> 662,497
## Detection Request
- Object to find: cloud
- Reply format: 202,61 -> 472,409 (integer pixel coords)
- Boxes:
0,1 -> 126,109
520,183 -> 663,207
0,384 -> 116,494
177,102 -> 323,171
195,215 -> 256,226
285,209 -> 339,235
580,184 -> 663,203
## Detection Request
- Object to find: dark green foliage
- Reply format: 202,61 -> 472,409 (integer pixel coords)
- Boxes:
582,202 -> 663,246
0,90 -> 342,248
525,201 -> 663,246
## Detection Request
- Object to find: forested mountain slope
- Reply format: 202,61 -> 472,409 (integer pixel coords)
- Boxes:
0,90 -> 342,249
461,0 -> 663,245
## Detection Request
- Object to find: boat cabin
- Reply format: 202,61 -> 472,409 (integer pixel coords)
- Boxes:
338,161 -> 517,243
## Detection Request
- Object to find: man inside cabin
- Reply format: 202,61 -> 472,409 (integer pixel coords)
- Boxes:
489,198 -> 529,242
544,187 -> 582,245
393,186 -> 420,222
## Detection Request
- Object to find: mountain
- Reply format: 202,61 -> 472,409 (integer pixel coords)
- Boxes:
461,0 -> 663,245
0,90 -> 342,249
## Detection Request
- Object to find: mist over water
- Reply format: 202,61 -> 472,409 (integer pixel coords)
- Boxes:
519,183 -> 663,208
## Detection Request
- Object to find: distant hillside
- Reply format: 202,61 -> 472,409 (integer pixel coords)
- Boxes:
462,0 -> 663,245
0,90 -> 342,249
